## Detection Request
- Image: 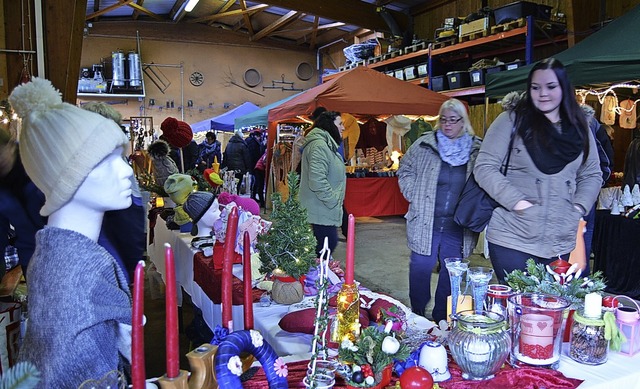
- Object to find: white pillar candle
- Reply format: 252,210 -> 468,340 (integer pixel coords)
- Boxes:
584,292 -> 603,318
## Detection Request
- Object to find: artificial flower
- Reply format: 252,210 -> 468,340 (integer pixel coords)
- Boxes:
250,329 -> 263,347
227,355 -> 243,376
273,357 -> 288,378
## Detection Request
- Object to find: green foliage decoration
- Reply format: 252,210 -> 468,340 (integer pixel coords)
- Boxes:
256,171 -> 317,279
505,258 -> 607,306
0,362 -> 40,389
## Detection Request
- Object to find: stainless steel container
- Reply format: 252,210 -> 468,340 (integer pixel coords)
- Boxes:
128,51 -> 142,87
111,51 -> 126,87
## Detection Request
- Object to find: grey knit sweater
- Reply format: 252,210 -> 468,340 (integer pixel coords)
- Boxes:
19,227 -> 132,388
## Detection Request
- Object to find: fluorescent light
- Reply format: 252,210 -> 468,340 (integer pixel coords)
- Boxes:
185,0 -> 200,12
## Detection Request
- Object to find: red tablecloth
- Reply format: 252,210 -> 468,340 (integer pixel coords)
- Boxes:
192,252 -> 263,305
344,177 -> 408,217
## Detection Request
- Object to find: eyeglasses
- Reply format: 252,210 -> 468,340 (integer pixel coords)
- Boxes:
439,117 -> 463,125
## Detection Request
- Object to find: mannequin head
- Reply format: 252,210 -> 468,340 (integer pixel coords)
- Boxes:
184,191 -> 220,236
72,146 -> 133,212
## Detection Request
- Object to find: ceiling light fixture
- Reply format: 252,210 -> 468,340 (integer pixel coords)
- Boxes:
184,0 -> 200,12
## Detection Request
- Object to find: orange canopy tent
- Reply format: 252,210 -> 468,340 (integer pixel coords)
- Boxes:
264,66 -> 450,193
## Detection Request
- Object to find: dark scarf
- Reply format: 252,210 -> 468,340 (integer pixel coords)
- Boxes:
522,120 -> 583,174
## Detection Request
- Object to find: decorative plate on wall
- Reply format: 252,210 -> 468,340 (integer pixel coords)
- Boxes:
189,71 -> 204,86
243,68 -> 262,87
296,62 -> 314,81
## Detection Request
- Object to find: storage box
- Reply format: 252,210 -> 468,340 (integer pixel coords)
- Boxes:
494,1 -> 552,25
505,60 -> 525,70
404,66 -> 418,80
459,16 -> 490,38
394,69 -> 404,81
431,75 -> 448,92
446,71 -> 471,89
486,64 -> 506,74
417,63 -> 429,77
469,68 -> 486,86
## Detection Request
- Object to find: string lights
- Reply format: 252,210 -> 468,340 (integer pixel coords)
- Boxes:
576,82 -> 640,115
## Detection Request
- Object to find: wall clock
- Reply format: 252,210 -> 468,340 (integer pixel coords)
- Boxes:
189,71 -> 204,86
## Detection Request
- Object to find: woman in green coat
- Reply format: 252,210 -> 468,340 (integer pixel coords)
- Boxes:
299,111 -> 346,255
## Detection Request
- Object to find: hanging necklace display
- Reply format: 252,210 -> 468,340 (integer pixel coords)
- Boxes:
600,95 -> 617,125
619,99 -> 637,129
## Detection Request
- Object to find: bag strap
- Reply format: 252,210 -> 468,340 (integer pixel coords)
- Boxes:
500,125 -> 517,176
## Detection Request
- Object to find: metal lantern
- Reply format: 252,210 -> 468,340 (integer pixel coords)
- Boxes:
615,296 -> 640,356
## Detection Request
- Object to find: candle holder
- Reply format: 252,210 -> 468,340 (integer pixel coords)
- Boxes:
467,267 -> 493,314
335,283 -> 361,343
569,309 -> 609,365
448,310 -> 511,380
508,293 -> 571,369
486,284 -> 514,320
444,257 -> 469,321
615,295 -> 640,356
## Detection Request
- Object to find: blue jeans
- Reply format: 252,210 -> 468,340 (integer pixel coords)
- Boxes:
488,242 -> 569,283
409,230 -> 463,321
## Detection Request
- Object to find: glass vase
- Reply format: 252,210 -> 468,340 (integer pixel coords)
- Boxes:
508,293 -> 571,369
444,257 -> 469,320
448,310 -> 511,380
467,267 -> 494,314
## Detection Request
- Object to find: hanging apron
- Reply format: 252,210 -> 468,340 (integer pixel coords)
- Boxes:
619,99 -> 637,129
600,95 -> 617,125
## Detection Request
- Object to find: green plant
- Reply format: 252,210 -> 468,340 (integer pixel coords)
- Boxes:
256,171 -> 316,279
0,361 -> 40,389
505,259 -> 607,306
338,326 -> 410,386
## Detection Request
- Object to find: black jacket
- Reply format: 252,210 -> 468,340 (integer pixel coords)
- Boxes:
222,134 -> 251,174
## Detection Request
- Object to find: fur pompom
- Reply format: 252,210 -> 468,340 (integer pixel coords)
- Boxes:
147,139 -> 171,159
8,77 -> 63,118
500,91 -> 523,111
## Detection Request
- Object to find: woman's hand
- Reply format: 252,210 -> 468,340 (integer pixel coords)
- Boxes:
513,200 -> 534,211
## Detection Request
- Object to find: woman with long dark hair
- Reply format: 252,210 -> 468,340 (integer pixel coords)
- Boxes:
299,110 -> 346,255
474,58 -> 602,282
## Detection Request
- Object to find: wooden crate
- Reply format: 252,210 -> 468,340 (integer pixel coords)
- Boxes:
459,17 -> 491,39
491,17 -> 526,34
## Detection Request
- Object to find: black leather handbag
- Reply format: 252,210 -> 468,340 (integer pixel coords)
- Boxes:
454,129 -> 516,232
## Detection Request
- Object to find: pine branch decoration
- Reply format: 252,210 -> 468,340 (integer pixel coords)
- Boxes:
256,171 -> 317,279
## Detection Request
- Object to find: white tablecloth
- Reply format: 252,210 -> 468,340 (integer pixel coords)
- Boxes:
148,221 -> 640,387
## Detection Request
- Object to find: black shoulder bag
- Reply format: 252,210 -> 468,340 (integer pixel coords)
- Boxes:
453,128 -> 516,233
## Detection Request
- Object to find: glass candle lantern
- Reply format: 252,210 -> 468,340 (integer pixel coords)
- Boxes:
448,310 -> 511,380
569,309 -> 609,365
508,293 -> 571,369
486,284 -> 514,320
615,296 -> 640,356
335,283 -> 360,343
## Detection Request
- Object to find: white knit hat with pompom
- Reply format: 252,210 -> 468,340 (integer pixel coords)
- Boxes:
9,78 -> 128,216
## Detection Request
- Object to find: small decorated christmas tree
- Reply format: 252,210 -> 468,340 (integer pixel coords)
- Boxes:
257,171 -> 317,279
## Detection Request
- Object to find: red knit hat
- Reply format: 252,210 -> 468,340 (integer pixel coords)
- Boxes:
161,117 -> 193,148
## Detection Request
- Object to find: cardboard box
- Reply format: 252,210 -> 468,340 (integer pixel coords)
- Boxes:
417,63 -> 428,77
394,69 -> 404,81
404,66 -> 417,80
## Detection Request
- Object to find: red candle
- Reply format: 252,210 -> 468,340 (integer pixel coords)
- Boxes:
222,206 -> 239,331
243,231 -> 254,330
164,243 -> 180,378
132,260 -> 146,388
345,214 -> 355,284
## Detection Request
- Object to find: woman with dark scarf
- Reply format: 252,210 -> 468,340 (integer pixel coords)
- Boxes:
398,98 -> 481,321
474,58 -> 602,283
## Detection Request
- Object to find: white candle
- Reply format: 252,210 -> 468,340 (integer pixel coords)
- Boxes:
467,340 -> 491,363
584,292 -> 603,318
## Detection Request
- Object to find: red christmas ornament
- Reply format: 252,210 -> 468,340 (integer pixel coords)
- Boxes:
399,366 -> 434,389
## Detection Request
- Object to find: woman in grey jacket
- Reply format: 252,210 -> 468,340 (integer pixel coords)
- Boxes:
299,111 -> 346,255
474,58 -> 602,283
398,99 -> 481,321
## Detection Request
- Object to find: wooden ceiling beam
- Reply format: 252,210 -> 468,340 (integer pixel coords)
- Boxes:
258,0 -> 408,33
279,21 -> 345,35
132,0 -> 145,20
410,0 -> 456,16
208,0 -> 236,26
309,15 -> 320,50
251,10 -> 301,41
86,0 -> 133,20
239,0 -> 255,36
127,2 -> 164,21
188,4 -> 269,23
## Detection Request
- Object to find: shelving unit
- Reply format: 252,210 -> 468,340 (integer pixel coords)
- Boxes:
322,16 -> 567,99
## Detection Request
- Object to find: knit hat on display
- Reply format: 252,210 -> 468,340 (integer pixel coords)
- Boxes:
217,192 -> 260,215
184,191 -> 216,236
161,117 -> 193,148
9,77 -> 128,216
164,173 -> 195,205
